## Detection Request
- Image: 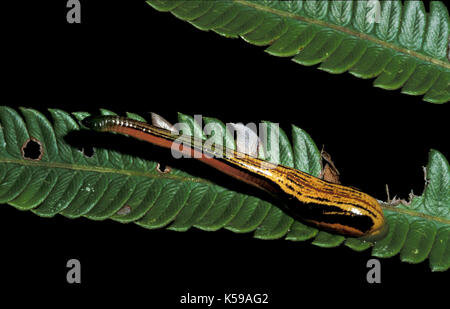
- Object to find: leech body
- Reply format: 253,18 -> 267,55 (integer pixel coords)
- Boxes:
83,116 -> 387,240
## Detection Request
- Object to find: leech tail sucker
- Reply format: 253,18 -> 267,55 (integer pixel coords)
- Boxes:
82,115 -> 387,239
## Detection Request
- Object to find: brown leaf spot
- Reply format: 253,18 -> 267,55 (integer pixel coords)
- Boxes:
21,137 -> 43,160
448,37 -> 450,62
116,205 -> 132,216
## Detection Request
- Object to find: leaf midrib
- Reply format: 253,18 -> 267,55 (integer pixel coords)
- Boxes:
380,202 -> 450,225
235,0 -> 450,69
3,156 -> 448,226
0,157 -> 212,185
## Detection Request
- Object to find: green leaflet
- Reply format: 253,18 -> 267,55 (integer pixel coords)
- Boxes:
146,0 -> 450,103
0,106 -> 449,271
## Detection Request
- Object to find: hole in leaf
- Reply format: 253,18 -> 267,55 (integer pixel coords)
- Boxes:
77,146 -> 95,158
156,162 -> 171,174
21,138 -> 43,160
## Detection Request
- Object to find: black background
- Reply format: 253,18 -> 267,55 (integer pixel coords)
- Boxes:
1,0 -> 449,306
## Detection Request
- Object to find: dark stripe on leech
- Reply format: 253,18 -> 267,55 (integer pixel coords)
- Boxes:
211,155 -> 281,184
272,186 -> 375,233
285,171 -> 380,215
284,182 -> 304,195
227,153 -> 380,217
303,195 -> 378,218
293,173 -> 376,209
290,204 -> 375,233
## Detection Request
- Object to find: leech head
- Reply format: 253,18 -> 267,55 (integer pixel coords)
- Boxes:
81,116 -> 102,130
82,116 -> 121,132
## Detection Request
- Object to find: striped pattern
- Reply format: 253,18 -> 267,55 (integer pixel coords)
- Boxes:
83,115 -> 387,239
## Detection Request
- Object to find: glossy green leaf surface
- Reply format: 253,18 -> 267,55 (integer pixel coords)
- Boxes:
0,106 -> 448,271
147,0 -> 450,103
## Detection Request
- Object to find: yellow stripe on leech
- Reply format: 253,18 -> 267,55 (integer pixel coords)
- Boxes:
230,158 -> 380,220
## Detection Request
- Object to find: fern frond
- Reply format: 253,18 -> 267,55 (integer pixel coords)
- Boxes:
0,106 -> 448,271
146,0 -> 450,103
